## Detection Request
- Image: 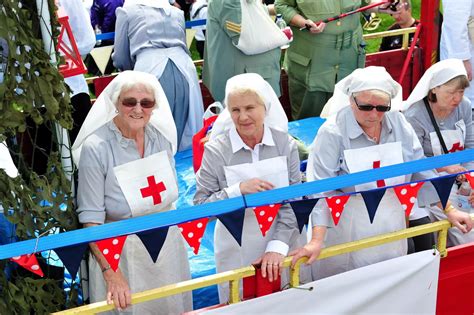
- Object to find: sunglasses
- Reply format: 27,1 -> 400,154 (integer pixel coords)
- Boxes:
352,95 -> 391,112
121,97 -> 155,109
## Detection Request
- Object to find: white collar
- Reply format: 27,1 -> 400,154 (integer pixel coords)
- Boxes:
229,124 -> 275,154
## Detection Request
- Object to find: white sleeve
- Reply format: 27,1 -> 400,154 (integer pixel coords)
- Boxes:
441,0 -> 472,60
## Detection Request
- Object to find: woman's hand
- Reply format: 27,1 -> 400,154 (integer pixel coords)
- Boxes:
446,208 -> 473,234
239,178 -> 274,195
437,165 -> 467,175
103,268 -> 132,311
305,20 -> 326,34
253,252 -> 284,283
289,239 -> 323,269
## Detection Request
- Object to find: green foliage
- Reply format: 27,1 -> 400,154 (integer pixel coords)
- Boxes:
0,0 -> 80,313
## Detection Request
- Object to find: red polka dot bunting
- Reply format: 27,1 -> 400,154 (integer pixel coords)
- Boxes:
178,218 -> 209,255
393,182 -> 424,217
95,235 -> 127,272
10,254 -> 44,277
465,172 -> 474,189
252,204 -> 281,237
326,195 -> 350,226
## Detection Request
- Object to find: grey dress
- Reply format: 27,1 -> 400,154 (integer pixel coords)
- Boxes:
112,4 -> 191,149
194,126 -> 311,302
404,97 -> 474,246
77,121 -> 192,314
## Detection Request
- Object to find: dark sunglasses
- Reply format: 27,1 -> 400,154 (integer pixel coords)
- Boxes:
121,97 -> 155,109
352,95 -> 391,112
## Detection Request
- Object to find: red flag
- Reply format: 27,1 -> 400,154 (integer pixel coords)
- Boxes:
253,204 -> 281,237
10,254 -> 44,277
393,182 -> 424,217
178,218 -> 209,254
326,195 -> 351,226
95,235 -> 127,272
465,172 -> 474,189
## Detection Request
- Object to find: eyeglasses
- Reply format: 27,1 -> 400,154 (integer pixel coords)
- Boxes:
121,97 -> 155,108
352,95 -> 391,112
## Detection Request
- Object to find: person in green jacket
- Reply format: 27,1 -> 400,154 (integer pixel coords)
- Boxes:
275,0 -> 399,120
203,0 -> 282,102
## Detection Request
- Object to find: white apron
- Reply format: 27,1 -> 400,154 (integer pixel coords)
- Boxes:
135,47 -> 204,151
215,156 -> 311,303
427,122 -> 474,246
89,152 -> 192,314
311,142 -> 408,280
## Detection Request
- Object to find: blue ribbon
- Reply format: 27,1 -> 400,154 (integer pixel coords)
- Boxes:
0,149 -> 472,260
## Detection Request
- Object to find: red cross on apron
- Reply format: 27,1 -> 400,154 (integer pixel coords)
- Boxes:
372,160 -> 386,188
140,175 -> 167,205
448,142 -> 464,153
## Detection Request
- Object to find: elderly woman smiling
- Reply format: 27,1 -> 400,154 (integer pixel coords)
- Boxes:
194,73 -> 310,303
403,59 -> 474,246
72,71 -> 192,314
290,66 -> 472,281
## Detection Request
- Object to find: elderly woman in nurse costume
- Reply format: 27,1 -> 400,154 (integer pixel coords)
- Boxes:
194,73 -> 311,303
403,59 -> 474,246
290,66 -> 473,281
72,71 -> 192,314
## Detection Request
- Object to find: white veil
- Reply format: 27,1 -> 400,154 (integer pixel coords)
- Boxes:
209,73 -> 288,141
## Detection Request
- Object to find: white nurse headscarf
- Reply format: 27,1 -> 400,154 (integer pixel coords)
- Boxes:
320,66 -> 403,118
209,73 -> 288,141
401,59 -> 468,111
72,70 -> 177,165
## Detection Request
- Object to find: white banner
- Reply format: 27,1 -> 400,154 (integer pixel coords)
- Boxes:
205,250 -> 440,314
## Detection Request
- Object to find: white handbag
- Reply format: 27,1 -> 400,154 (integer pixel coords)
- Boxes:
235,0 -> 290,55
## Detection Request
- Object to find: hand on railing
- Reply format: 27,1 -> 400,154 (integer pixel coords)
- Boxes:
445,206 -> 473,234
104,268 -> 132,311
252,251 -> 284,283
289,239 -> 323,269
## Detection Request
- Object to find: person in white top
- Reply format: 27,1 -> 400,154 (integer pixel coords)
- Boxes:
440,0 -> 474,119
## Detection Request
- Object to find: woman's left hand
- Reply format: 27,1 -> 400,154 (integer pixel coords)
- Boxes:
239,178 -> 275,195
252,252 -> 284,282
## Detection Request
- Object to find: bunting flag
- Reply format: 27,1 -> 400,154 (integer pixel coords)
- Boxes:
326,195 -> 350,226
289,198 -> 319,232
361,188 -> 386,224
216,208 -> 246,246
252,204 -> 281,237
430,175 -> 457,210
136,227 -> 169,263
95,235 -> 127,272
465,171 -> 474,189
393,182 -> 425,217
54,243 -> 88,279
10,254 -> 44,277
178,218 -> 209,255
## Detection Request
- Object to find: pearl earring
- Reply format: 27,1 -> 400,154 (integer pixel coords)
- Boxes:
115,108 -> 119,113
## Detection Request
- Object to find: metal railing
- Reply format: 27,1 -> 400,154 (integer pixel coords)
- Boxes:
54,213 -> 474,314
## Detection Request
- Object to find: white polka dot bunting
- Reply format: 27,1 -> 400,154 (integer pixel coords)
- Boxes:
95,235 -> 127,272
9,254 -> 44,277
178,218 -> 209,255
393,183 -> 424,217
253,204 -> 282,237
326,195 -> 350,226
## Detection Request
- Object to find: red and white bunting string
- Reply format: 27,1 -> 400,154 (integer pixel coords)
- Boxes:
178,218 -> 209,255
10,254 -> 44,277
95,235 -> 127,272
253,204 -> 281,237
326,195 -> 351,226
393,182 -> 424,217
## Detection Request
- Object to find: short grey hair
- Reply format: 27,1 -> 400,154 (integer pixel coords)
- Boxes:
226,87 -> 266,109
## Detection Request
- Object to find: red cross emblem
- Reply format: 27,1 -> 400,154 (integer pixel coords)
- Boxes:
140,176 -> 166,205
372,160 -> 386,188
448,142 -> 464,153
